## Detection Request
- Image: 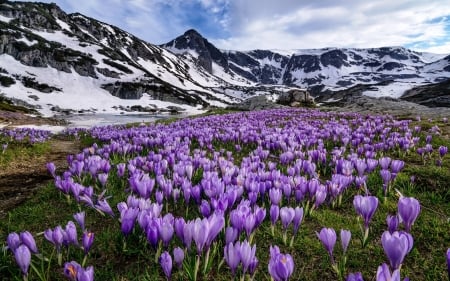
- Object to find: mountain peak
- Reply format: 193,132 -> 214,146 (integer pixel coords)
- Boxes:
183,29 -> 203,37
162,29 -> 229,74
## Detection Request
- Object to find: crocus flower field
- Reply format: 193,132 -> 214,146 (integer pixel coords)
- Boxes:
1,108 -> 449,280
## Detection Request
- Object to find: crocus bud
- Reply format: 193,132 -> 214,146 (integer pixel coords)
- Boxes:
74,211 -> 86,231
14,245 -> 31,276
7,232 -> 20,252
173,247 -> 184,269
386,215 -> 399,234
317,228 -> 337,263
279,207 -> 295,230
398,197 -> 420,232
46,162 -> 56,177
82,231 -> 94,255
340,229 -> 351,254
159,251 -> 172,279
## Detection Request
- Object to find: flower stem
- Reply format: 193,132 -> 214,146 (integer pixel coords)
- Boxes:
203,248 -> 211,275
194,255 -> 200,281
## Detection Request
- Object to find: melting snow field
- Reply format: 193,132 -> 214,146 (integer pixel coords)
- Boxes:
362,82 -> 418,99
61,113 -> 189,128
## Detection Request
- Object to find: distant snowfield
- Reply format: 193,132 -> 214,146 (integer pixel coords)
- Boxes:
362,82 -> 418,99
61,113 -> 192,128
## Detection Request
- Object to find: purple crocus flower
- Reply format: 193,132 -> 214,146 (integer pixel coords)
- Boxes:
117,163 -> 126,177
376,263 -> 401,281
239,240 -> 257,274
45,226 -> 64,252
82,231 -> 94,255
14,244 -> 31,276
77,266 -> 94,281
292,207 -> 304,235
353,195 -> 378,228
340,229 -> 351,254
120,207 -> 139,236
46,162 -> 56,178
346,272 -> 364,281
146,222 -> 159,249
380,169 -> 392,196
317,228 -> 337,263
64,221 -> 78,246
74,211 -> 86,231
270,205 -> 280,226
159,251 -> 172,280
225,226 -> 239,245
173,247 -> 184,269
159,220 -> 174,248
7,232 -> 21,252
279,207 -> 295,230
381,231 -> 413,270
314,185 -> 327,208
439,146 -> 448,158
95,199 -> 114,217
386,214 -> 399,234
269,188 -> 282,205
64,261 -> 81,280
397,197 -> 420,232
200,200 -> 211,217
268,245 -> 295,281
224,242 -> 241,276
97,173 -> 108,187
379,157 -> 391,170
390,160 -> 404,176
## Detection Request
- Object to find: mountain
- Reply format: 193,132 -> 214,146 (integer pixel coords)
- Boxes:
0,1 -> 260,116
162,31 -> 450,98
0,1 -> 449,117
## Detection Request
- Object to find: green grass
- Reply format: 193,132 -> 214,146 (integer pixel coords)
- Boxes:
0,141 -> 51,167
0,116 -> 449,280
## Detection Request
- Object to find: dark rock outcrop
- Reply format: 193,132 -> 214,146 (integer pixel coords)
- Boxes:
401,79 -> 450,107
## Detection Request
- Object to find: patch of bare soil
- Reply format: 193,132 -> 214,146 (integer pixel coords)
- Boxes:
0,137 -> 81,218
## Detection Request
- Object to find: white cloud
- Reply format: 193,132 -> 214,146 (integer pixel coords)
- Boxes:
213,0 -> 450,53
15,0 -> 450,53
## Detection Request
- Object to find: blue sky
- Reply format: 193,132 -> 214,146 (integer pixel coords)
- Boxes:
19,0 -> 450,53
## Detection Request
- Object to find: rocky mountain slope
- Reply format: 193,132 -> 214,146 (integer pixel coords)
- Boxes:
0,1 -> 449,116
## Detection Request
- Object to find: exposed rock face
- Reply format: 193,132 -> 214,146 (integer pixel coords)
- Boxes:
101,81 -> 209,106
401,79 -> 450,107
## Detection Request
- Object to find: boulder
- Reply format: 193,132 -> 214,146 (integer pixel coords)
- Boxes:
277,89 -> 314,106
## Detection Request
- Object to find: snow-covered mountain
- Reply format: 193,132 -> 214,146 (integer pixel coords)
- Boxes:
0,1 -> 449,116
0,1 -> 264,116
162,29 -> 450,99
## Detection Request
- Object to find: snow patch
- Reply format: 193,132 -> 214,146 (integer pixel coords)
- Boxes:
56,18 -> 71,31
17,37 -> 38,46
362,82 -> 418,99
0,14 -> 13,23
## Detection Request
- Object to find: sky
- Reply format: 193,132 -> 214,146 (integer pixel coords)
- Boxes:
18,0 -> 450,54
